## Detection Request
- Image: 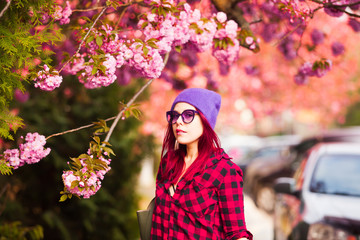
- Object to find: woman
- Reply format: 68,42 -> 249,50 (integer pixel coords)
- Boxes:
151,88 -> 253,240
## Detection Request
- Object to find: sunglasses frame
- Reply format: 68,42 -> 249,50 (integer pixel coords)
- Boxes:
166,109 -> 199,124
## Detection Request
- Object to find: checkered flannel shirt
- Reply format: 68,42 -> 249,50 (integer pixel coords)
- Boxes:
151,149 -> 253,240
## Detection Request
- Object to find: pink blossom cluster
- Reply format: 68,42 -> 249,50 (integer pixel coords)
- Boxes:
139,2 -> 242,65
212,12 -> 241,65
34,65 -> 63,91
53,1 -> 72,25
52,2 -> 245,89
65,24 -> 165,87
139,3 -> 217,52
140,14 -> 173,53
294,59 -> 332,85
273,0 -> 311,23
127,42 -> 165,79
78,54 -> 118,89
3,133 -> 51,169
62,151 -> 111,199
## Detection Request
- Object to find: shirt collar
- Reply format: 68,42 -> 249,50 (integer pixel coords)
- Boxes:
204,148 -> 231,169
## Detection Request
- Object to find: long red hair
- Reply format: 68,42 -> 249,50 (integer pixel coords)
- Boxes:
159,110 -> 221,184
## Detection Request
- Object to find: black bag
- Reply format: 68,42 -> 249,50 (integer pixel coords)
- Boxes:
137,197 -> 155,240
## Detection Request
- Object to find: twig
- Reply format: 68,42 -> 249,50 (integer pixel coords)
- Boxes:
0,0 -> 11,19
58,6 -> 109,73
103,52 -> 170,143
72,7 -> 105,12
103,78 -> 155,143
46,116 -> 117,140
272,23 -> 303,47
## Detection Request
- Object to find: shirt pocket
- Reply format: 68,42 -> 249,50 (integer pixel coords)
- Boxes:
175,181 -> 218,218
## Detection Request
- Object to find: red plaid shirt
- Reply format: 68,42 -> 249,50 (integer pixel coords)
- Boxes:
151,149 -> 253,240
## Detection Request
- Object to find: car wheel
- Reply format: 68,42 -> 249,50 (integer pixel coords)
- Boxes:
256,185 -> 276,213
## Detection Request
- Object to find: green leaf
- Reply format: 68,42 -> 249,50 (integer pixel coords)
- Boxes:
86,35 -> 94,44
143,46 -> 149,56
59,194 -> 68,202
174,45 -> 182,53
141,21 -> 148,29
96,36 -> 103,47
71,181 -> 79,188
91,67 -> 98,75
93,136 -> 101,144
147,41 -> 158,49
102,147 -> 115,156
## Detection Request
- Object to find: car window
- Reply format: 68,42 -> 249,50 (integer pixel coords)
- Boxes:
309,154 -> 360,196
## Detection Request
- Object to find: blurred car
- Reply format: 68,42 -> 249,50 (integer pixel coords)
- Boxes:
243,135 -> 301,213
219,134 -> 263,166
241,135 -> 301,176
273,142 -> 360,240
244,127 -> 360,213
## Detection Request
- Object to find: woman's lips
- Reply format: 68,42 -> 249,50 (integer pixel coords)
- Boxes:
176,129 -> 186,135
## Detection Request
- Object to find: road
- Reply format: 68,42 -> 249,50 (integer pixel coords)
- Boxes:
244,195 -> 274,240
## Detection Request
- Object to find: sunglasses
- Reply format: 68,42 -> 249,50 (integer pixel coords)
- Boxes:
166,109 -> 199,124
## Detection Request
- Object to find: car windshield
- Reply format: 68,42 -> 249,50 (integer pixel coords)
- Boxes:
310,154 -> 360,197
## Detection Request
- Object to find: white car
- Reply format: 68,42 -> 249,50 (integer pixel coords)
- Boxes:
273,142 -> 360,240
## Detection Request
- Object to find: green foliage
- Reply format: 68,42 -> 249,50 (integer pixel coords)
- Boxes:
59,128 -> 116,202
0,221 -> 43,240
0,161 -> 13,175
0,110 -> 24,140
1,78 -> 157,240
120,102 -> 142,120
92,119 -> 110,135
0,0 -> 62,140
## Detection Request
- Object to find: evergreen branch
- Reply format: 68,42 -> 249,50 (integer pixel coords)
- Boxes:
0,162 -> 13,175
0,0 -> 11,19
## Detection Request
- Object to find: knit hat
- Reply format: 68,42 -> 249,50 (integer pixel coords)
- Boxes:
171,88 -> 221,129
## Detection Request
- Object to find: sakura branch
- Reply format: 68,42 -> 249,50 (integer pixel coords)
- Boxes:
0,0 -> 11,19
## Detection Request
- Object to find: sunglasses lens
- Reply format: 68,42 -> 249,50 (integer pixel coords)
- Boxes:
182,110 -> 195,123
166,111 -> 179,124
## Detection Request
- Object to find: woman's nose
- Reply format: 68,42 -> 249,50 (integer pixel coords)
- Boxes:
175,115 -> 184,124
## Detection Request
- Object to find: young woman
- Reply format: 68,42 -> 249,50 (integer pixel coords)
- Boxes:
151,88 -> 253,240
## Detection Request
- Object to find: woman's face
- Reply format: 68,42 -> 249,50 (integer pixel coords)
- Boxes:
172,102 -> 204,147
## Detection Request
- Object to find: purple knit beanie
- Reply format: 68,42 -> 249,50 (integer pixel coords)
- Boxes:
171,88 -> 221,129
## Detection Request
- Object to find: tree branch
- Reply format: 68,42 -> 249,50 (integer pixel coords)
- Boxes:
45,116 -> 116,140
103,52 -> 170,143
311,0 -> 360,18
0,0 -> 11,19
58,6 -> 109,73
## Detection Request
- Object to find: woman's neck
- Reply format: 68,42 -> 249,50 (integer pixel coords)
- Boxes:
185,142 -> 198,166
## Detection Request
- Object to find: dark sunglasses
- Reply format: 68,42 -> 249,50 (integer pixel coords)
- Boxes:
166,109 -> 199,124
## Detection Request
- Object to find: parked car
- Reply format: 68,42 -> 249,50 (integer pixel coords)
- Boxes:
241,135 -> 301,176
273,142 -> 360,240
219,134 -> 263,166
243,145 -> 296,213
244,127 -> 360,213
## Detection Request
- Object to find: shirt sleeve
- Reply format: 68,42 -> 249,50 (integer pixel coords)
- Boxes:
218,165 -> 253,240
